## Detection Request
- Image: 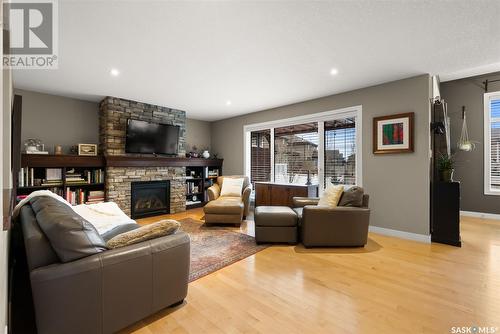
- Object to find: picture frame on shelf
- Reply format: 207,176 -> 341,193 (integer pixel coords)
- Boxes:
78,143 -> 98,156
373,112 -> 414,154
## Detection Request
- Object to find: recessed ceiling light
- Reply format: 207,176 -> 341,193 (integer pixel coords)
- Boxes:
330,68 -> 339,75
226,100 -> 232,106
110,68 -> 120,77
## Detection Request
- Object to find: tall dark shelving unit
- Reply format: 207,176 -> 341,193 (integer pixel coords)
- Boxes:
185,163 -> 222,209
430,99 -> 461,247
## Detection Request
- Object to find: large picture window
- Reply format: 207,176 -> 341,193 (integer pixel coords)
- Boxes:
244,106 -> 362,190
484,92 -> 500,195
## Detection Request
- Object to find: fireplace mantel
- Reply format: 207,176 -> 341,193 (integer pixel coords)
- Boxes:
105,156 -> 223,168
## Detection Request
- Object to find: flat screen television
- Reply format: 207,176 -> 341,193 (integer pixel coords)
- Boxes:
125,119 -> 180,155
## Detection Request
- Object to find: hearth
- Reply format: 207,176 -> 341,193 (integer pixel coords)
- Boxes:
131,180 -> 170,219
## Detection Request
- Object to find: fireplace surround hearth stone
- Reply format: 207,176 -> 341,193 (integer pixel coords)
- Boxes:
100,96 -> 188,216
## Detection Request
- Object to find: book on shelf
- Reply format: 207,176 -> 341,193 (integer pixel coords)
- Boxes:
65,187 -> 105,206
25,151 -> 49,155
186,200 -> 202,206
18,167 -> 35,187
185,181 -> 201,195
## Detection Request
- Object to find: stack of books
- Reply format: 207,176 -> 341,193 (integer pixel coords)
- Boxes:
41,168 -> 63,187
84,169 -> 104,184
86,190 -> 105,204
66,188 -> 86,205
18,167 -> 35,187
65,169 -> 87,185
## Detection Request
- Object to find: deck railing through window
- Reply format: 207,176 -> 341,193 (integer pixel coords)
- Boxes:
274,123 -> 318,184
324,118 -> 356,187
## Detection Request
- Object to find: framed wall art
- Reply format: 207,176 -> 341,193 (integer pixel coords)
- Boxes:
373,112 -> 414,154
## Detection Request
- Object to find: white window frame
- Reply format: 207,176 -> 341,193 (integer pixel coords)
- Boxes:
484,92 -> 500,195
243,105 -> 363,192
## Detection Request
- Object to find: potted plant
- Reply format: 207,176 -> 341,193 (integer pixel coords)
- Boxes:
437,154 -> 455,182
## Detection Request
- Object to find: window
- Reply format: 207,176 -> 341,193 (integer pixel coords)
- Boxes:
324,118 -> 356,187
274,123 -> 318,184
485,92 -> 500,195
244,106 -> 362,190
250,129 -> 271,186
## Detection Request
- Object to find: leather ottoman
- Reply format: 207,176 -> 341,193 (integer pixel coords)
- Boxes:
254,206 -> 298,244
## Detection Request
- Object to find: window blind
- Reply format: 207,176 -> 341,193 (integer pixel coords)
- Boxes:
490,98 -> 500,191
324,118 -> 356,186
274,123 -> 318,184
250,130 -> 271,186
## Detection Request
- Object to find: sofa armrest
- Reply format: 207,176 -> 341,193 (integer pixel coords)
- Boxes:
207,183 -> 220,201
242,185 -> 252,217
292,197 -> 320,208
29,232 -> 190,334
302,206 -> 370,247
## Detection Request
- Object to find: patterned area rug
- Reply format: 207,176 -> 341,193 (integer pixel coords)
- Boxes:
178,218 -> 268,282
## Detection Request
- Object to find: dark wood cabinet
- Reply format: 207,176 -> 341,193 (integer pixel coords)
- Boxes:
255,182 -> 318,207
431,181 -> 461,246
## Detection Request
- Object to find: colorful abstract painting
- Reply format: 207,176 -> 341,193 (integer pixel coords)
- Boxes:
382,123 -> 404,145
373,112 -> 414,154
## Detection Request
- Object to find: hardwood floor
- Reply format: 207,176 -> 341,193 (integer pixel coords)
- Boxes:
122,209 -> 500,334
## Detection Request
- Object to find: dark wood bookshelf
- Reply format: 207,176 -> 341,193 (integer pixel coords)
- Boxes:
185,163 -> 222,209
18,154 -> 105,205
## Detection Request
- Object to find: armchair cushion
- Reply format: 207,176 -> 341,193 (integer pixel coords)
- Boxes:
220,177 -> 244,197
338,186 -> 365,207
30,196 -> 107,263
106,219 -> 180,249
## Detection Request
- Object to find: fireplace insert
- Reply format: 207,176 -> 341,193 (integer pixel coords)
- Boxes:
131,180 -> 170,219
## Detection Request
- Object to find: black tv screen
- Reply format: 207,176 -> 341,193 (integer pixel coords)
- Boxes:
125,119 -> 179,155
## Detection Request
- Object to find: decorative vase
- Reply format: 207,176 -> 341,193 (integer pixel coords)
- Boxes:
202,150 -> 210,159
441,169 -> 454,182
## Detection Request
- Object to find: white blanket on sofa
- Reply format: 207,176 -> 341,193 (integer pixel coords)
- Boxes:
14,190 -> 136,235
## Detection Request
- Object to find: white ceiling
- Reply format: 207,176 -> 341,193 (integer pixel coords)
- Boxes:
13,0 -> 500,121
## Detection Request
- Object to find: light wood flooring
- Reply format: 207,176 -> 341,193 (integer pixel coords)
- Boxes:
120,209 -> 500,334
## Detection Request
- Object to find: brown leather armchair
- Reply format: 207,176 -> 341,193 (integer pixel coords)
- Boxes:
293,195 -> 370,247
204,176 -> 252,224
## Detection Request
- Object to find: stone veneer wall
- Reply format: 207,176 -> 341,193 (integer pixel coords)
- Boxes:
99,97 -> 187,215
106,167 -> 186,216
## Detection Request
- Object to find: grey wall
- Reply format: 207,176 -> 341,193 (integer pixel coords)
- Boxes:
185,118 -> 212,152
441,72 -> 500,214
16,89 -> 212,155
212,74 -> 431,235
15,89 -> 99,154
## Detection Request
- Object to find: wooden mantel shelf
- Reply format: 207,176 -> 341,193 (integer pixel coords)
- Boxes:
105,156 -> 223,168
22,154 -> 223,168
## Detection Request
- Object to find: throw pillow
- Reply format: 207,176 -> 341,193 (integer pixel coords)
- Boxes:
106,219 -> 180,249
30,196 -> 107,263
317,184 -> 344,208
338,186 -> 365,207
220,178 -> 244,197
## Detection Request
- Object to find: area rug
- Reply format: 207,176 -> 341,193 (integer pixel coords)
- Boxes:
178,218 -> 268,282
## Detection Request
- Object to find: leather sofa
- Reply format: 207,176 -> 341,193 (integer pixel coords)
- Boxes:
204,176 -> 252,225
293,195 -> 370,247
18,196 -> 190,334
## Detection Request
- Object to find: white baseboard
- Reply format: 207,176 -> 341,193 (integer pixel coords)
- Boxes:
460,210 -> 500,220
369,226 -> 431,243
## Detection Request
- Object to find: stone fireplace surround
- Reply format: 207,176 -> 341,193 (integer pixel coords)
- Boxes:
99,97 -> 187,217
